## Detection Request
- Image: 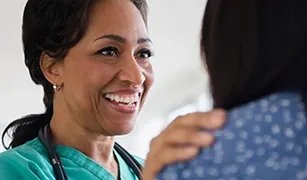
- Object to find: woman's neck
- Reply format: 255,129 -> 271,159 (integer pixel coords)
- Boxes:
49,113 -> 119,178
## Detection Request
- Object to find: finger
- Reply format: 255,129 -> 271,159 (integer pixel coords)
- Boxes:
163,127 -> 215,147
158,146 -> 199,163
173,109 -> 226,129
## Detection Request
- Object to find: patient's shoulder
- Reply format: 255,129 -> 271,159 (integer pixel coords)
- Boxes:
215,91 -> 307,157
228,91 -> 304,121
157,92 -> 307,180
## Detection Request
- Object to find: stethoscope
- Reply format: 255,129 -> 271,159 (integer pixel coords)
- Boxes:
38,125 -> 143,180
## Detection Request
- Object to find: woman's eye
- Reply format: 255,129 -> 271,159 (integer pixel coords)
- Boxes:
96,47 -> 118,57
137,49 -> 155,59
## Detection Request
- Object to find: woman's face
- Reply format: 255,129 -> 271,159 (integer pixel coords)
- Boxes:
56,0 -> 154,135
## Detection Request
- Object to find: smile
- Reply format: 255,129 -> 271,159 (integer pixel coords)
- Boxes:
104,93 -> 141,113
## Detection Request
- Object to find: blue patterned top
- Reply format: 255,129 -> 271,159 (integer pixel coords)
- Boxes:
157,92 -> 307,180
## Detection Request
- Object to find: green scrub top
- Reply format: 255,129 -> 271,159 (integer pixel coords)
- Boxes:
0,138 -> 144,180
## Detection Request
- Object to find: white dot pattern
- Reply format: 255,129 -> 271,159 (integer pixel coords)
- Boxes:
157,92 -> 307,180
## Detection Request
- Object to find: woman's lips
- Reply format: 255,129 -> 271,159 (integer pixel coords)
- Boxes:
103,92 -> 141,114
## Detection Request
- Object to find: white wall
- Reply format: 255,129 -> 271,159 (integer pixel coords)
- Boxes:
0,0 -> 210,157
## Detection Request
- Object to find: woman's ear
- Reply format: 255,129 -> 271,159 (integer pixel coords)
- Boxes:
40,52 -> 64,85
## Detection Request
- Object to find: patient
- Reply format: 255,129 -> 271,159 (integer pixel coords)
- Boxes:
156,0 -> 307,179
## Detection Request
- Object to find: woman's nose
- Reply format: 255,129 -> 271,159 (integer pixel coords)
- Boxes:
117,57 -> 145,86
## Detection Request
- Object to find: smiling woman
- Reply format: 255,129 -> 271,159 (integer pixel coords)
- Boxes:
0,0 -> 152,179
0,0 -> 226,179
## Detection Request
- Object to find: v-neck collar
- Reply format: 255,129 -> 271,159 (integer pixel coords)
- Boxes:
55,144 -> 117,180
28,138 -> 137,180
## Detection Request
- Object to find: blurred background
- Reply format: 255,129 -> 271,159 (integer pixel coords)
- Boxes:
0,0 -> 212,158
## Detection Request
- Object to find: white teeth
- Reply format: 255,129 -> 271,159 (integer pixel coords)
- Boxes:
115,96 -> 120,102
118,103 -> 135,107
124,97 -> 130,103
104,93 -> 140,103
130,97 -> 135,103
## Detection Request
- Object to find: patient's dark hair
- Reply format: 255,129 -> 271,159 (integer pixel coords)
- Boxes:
201,0 -> 307,109
2,0 -> 148,149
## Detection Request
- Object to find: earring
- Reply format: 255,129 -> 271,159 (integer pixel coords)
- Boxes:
53,84 -> 61,91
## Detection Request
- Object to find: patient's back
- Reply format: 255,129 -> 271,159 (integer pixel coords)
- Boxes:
157,91 -> 307,180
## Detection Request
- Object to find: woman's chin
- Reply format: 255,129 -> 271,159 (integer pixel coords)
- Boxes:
104,120 -> 136,136
110,126 -> 135,136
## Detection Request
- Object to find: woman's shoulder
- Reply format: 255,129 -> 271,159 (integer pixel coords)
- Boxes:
221,91 -> 306,151
0,138 -> 51,179
1,139 -> 37,160
227,91 -> 304,120
0,138 -> 48,160
157,92 -> 307,179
